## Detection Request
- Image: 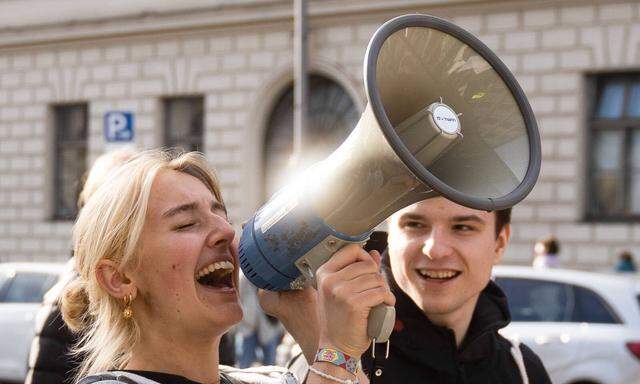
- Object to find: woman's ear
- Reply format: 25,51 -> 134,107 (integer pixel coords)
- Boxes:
95,259 -> 136,299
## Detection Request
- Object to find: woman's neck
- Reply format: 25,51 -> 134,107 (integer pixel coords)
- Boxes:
125,330 -> 221,384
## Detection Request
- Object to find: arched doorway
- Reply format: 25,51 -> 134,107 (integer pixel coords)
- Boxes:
263,74 -> 360,199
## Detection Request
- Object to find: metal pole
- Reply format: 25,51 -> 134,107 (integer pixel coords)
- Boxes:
293,0 -> 308,165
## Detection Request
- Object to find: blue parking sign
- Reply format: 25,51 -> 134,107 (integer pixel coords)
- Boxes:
104,111 -> 134,142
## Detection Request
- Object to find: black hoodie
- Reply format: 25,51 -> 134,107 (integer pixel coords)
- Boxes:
360,236 -> 552,384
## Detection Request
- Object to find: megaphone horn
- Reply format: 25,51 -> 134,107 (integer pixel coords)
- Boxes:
239,14 -> 541,344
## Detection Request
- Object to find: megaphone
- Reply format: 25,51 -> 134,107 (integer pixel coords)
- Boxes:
239,14 -> 540,343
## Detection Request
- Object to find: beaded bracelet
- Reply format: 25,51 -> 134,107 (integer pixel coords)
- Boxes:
308,366 -> 360,384
314,348 -> 359,375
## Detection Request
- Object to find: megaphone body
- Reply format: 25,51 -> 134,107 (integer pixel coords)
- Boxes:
239,14 -> 541,343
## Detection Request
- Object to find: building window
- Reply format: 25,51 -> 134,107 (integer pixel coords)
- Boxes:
164,96 -> 204,152
263,75 -> 360,198
587,73 -> 640,221
53,103 -> 88,220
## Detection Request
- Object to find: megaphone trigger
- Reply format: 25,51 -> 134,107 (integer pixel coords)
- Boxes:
293,234 -> 372,290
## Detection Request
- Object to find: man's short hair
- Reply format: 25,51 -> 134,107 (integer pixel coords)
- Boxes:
494,208 -> 511,238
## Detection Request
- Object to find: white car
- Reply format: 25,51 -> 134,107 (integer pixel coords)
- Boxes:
494,266 -> 640,384
0,262 -> 66,383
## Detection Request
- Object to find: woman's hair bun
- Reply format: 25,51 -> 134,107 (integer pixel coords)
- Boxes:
60,277 -> 90,333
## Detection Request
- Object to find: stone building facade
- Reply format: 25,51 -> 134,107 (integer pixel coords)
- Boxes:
0,0 -> 639,267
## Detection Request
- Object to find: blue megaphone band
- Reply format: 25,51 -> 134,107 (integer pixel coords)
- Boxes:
239,186 -> 371,291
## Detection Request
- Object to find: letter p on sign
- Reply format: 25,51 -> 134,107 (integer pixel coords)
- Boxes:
105,111 -> 134,142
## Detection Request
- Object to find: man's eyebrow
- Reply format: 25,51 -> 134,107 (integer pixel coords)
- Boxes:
162,202 -> 198,218
399,212 -> 425,221
451,215 -> 485,224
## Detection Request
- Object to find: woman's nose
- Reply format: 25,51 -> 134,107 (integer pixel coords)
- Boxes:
421,230 -> 453,260
206,216 -> 235,249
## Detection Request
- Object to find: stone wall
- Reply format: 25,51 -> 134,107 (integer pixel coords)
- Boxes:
0,0 -> 638,267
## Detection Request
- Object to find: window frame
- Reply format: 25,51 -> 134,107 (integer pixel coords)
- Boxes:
163,95 -> 205,152
570,284 -> 623,324
52,103 -> 88,221
262,74 -> 360,200
495,277 -> 573,322
585,72 -> 640,222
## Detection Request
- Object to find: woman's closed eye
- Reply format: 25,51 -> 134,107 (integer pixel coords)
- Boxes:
174,222 -> 197,231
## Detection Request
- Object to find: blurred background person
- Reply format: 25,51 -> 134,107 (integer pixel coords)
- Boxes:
235,273 -> 283,368
532,236 -> 560,269
26,147 -> 138,384
615,250 -> 637,273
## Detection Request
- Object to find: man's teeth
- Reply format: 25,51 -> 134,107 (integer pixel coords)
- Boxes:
418,269 -> 458,279
197,261 -> 234,278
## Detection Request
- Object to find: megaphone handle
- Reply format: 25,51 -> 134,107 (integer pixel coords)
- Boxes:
367,303 -> 396,343
293,235 -> 396,342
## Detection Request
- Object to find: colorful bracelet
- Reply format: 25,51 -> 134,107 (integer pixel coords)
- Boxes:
314,347 -> 359,375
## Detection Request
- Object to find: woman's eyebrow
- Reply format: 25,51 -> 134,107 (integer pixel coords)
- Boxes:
162,202 -> 198,218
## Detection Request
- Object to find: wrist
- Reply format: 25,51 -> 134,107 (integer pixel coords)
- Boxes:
317,339 -> 363,360
315,347 -> 360,376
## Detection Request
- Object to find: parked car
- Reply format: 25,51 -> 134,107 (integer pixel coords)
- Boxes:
494,266 -> 640,384
0,262 -> 66,383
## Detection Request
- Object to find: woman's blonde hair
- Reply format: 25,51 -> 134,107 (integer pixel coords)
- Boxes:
77,146 -> 139,209
60,149 -> 224,381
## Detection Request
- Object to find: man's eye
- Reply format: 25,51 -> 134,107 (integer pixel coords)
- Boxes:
454,224 -> 474,232
404,221 -> 424,229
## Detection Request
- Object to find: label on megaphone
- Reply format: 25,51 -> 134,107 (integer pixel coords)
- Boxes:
432,104 -> 460,135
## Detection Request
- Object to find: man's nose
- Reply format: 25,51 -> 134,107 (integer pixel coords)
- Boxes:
206,216 -> 235,249
421,229 -> 453,260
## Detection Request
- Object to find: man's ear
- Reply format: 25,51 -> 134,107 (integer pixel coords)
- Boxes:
95,259 -> 136,299
493,223 -> 511,265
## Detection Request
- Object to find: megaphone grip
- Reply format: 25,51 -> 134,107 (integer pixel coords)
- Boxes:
367,304 -> 396,343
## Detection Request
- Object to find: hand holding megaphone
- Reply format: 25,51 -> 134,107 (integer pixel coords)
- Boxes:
315,245 -> 395,357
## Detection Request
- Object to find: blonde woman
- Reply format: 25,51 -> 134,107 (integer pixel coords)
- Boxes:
61,149 -> 394,384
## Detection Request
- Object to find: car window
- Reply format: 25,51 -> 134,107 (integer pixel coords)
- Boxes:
0,272 -> 10,293
570,285 -> 620,324
495,277 -> 571,322
1,272 -> 58,303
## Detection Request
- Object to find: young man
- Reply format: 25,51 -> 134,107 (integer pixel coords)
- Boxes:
266,197 -> 551,383
360,197 -> 551,383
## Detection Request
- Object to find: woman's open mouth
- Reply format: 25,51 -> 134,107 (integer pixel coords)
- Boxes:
196,261 -> 235,289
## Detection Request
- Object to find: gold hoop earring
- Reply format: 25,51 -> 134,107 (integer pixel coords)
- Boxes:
123,294 -> 133,320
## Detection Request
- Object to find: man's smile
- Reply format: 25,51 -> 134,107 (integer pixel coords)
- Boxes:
416,268 -> 462,281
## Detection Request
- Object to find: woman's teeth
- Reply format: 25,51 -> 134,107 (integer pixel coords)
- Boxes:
197,260 -> 234,279
418,269 -> 459,280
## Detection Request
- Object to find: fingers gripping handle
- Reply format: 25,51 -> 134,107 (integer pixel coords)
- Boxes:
294,235 -> 396,344
367,304 -> 395,343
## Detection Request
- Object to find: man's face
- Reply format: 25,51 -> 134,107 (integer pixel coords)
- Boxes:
387,197 -> 510,319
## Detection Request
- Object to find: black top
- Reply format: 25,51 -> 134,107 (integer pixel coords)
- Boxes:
109,370 -> 233,384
